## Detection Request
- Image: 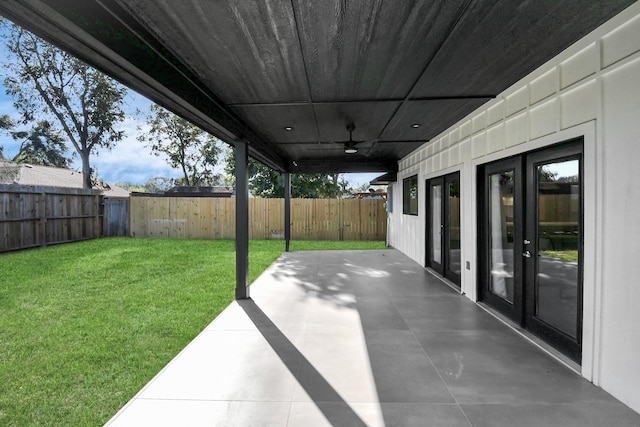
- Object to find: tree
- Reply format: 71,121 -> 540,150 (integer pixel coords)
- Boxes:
143,176 -> 175,193
10,121 -> 70,167
114,177 -> 174,193
0,114 -> 69,166
223,147 -> 351,198
0,114 -> 11,159
0,114 -> 12,130
113,181 -> 136,191
353,182 -> 375,193
2,23 -> 127,188
138,104 -> 222,186
538,165 -> 558,182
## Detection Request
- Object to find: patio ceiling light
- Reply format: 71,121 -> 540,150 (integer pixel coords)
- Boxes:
343,123 -> 359,154
344,141 -> 358,154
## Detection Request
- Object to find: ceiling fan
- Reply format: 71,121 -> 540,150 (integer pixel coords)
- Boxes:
343,123 -> 359,154
306,122 -> 377,155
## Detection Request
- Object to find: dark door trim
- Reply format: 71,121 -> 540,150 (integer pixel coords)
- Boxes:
477,138 -> 584,363
477,156 -> 524,323
426,172 -> 461,287
524,139 -> 584,362
426,176 -> 444,276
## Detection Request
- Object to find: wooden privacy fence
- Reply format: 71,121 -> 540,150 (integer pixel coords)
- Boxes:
130,197 -> 387,241
0,184 -> 101,252
103,197 -> 129,237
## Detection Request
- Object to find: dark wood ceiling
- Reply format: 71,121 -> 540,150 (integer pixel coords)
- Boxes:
0,0 -> 634,174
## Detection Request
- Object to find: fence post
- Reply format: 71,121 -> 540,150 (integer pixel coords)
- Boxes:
338,198 -> 344,241
95,195 -> 101,238
39,192 -> 46,247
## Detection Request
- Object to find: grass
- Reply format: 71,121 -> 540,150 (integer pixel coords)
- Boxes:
0,238 -> 386,426
540,250 -> 579,263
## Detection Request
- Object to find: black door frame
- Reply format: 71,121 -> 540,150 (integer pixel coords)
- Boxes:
524,141 -> 584,362
477,157 -> 524,323
477,138 -> 584,362
426,171 -> 461,286
426,176 -> 444,276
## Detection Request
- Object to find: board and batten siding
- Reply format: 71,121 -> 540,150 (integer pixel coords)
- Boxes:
388,2 -> 640,414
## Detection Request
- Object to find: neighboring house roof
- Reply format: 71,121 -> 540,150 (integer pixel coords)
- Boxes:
0,161 -> 129,197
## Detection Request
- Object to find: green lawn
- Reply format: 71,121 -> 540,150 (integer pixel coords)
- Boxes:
0,238 -> 386,426
540,249 -> 579,263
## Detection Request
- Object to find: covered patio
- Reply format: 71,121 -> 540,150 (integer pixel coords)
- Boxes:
3,1 -> 640,422
105,249 -> 640,426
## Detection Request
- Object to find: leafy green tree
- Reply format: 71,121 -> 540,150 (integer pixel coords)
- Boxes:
328,173 -> 350,198
11,121 -> 70,167
0,114 -> 12,130
0,115 -> 70,166
114,177 -> 174,193
138,104 -> 222,186
354,182 -> 385,194
113,181 -> 136,191
223,147 -> 350,198
0,114 -> 11,159
538,165 -> 558,182
143,176 -> 175,193
2,23 -> 127,188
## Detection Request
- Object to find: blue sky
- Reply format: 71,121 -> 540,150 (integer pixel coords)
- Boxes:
0,30 -> 382,189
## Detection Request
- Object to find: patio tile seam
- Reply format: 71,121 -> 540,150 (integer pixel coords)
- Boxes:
453,396 -> 636,405
392,294 -> 474,427
290,399 -> 382,404
458,401 -> 630,406
132,397 -> 296,403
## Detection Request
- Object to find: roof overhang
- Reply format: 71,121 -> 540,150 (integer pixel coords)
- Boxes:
0,1 -> 634,174
370,172 -> 397,186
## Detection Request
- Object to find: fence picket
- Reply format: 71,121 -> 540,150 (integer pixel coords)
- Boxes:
129,197 -> 387,241
0,184 -> 102,252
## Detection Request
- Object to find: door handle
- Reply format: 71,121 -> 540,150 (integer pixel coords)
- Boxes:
522,250 -> 532,258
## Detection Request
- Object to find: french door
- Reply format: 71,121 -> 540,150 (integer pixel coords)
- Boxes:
426,172 -> 461,286
478,139 -> 583,362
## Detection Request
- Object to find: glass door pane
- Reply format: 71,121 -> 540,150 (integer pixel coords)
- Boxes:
535,159 -> 580,338
447,179 -> 461,279
426,173 -> 460,285
479,139 -> 582,361
488,171 -> 515,303
431,183 -> 443,267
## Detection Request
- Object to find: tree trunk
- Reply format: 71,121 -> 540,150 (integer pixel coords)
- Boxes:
81,152 -> 92,189
332,173 -> 339,198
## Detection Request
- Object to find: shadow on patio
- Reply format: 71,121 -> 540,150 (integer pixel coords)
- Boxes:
106,249 -> 640,426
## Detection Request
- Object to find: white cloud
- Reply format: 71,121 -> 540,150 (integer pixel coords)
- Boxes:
86,115 -> 183,184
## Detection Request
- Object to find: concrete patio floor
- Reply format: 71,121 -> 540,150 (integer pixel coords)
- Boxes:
105,249 -> 640,426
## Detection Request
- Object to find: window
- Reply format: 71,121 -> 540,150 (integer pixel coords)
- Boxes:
403,175 -> 418,215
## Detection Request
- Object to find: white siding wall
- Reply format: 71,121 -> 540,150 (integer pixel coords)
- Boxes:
388,2 -> 640,414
